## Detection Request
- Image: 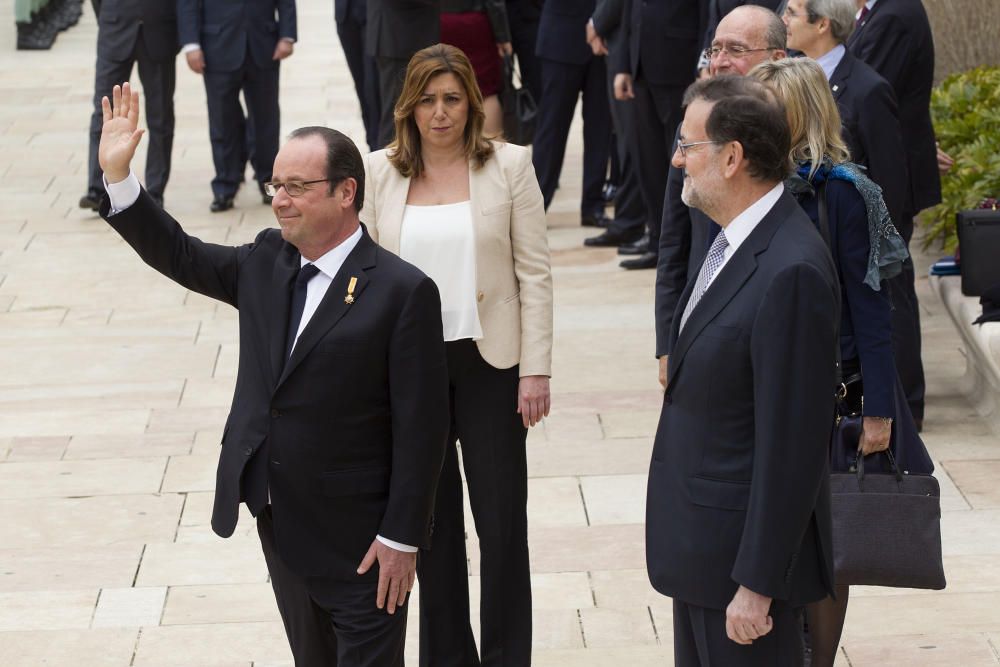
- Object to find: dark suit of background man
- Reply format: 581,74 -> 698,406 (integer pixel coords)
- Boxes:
648,76 -> 838,665
504,0 -> 543,102
98,88 -> 449,666
614,0 -> 709,270
582,0 -> 648,250
366,0 -> 440,149
178,0 -> 296,212
80,0 -> 177,211
531,0 -> 612,227
336,0 -> 381,151
848,0 -> 938,427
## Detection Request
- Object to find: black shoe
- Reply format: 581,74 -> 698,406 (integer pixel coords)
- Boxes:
210,195 -> 234,212
78,192 -> 101,211
584,228 -> 642,247
262,193 -> 273,205
619,251 -> 658,270
618,233 -> 651,256
581,211 -> 611,228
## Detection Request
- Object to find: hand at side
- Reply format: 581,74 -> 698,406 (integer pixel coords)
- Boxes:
357,539 -> 417,615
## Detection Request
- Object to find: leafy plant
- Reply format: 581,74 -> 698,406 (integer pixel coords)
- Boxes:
924,66 -> 1000,251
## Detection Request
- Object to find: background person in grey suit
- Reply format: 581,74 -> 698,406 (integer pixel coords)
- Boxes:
80,0 -> 177,210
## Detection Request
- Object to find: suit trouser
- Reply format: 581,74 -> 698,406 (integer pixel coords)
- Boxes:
257,507 -> 408,667
531,56 -> 611,214
87,30 -> 175,198
203,54 -> 280,199
505,0 -> 542,102
336,12 -> 380,151
605,47 -> 644,237
418,339 -> 531,667
888,216 -> 925,421
672,599 -> 804,666
632,77 -> 685,254
375,56 -> 410,149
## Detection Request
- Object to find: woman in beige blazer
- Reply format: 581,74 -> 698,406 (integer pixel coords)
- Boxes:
360,43 -> 552,667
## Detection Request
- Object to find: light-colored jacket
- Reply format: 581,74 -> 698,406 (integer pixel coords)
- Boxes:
360,141 -> 553,377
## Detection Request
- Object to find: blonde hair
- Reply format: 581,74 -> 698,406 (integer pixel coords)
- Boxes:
748,58 -> 850,177
387,43 -> 494,178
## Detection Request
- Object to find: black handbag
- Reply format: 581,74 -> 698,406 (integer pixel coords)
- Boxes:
500,54 -> 537,146
830,373 -> 863,473
957,205 -> 1000,297
830,450 -> 946,589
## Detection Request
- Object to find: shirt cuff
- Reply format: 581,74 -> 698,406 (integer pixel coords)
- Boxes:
280,37 -> 296,44
376,535 -> 418,552
181,43 -> 201,54
103,170 -> 141,213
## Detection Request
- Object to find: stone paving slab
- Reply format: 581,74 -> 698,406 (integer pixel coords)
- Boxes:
1,0 -> 999,664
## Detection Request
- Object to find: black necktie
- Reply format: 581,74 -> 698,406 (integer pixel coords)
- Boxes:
856,4 -> 869,28
285,263 -> 320,359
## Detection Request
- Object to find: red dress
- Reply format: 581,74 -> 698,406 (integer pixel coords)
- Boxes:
440,12 -> 502,98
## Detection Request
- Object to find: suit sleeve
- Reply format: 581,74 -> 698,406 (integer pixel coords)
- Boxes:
508,147 -> 553,377
176,0 -> 200,46
655,154 -> 692,357
856,79 -> 907,227
613,0 -> 632,74
851,16 -> 912,98
380,276 -> 449,548
100,189 -> 253,308
592,0 -> 624,37
278,0 -> 298,41
484,0 -> 511,44
731,261 -> 839,600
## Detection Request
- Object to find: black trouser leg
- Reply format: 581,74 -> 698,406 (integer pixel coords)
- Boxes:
88,54 -> 135,195
633,79 -> 685,252
531,58 -> 587,211
673,599 -> 804,666
888,217 -> 924,421
203,68 -> 246,199
337,14 -> 380,151
134,34 -> 175,199
605,51 -> 644,236
375,56 -> 409,149
506,0 -> 542,102
580,55 -> 611,215
242,61 -> 280,186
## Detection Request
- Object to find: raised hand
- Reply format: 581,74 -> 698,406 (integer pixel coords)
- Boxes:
98,82 -> 144,184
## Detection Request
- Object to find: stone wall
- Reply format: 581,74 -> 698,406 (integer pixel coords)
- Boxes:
924,0 -> 1000,83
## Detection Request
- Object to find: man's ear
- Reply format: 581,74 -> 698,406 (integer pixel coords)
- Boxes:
723,141 -> 744,179
771,49 -> 787,61
339,177 -> 358,209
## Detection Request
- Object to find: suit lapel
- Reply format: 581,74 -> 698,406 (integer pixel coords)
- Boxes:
376,167 -> 411,254
275,234 -> 377,389
829,53 -> 851,101
269,244 -> 302,385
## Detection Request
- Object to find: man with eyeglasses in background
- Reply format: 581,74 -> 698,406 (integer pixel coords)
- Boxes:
97,83 -> 450,667
654,4 -> 786,387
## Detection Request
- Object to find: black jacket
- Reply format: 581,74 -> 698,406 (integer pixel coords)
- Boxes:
97,0 -> 178,63
615,0 -> 710,86
366,0 -> 440,59
177,0 -> 297,72
102,191 -> 450,581
535,0 -> 596,65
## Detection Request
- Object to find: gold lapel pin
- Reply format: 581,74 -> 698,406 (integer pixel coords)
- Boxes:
345,276 -> 358,304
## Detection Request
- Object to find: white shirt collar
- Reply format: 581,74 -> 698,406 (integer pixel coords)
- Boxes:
721,182 -> 785,255
302,225 -> 363,277
815,44 -> 846,81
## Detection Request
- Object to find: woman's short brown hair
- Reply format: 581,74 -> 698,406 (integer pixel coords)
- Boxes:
387,43 -> 495,178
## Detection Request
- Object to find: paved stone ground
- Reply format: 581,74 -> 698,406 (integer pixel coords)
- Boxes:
1,1 -> 999,665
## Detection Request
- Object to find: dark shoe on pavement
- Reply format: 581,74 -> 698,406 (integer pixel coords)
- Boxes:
78,192 -> 101,211
210,195 -> 235,213
619,251 -> 658,270
262,193 -> 274,205
584,228 -> 642,247
581,210 -> 611,228
617,233 -> 651,256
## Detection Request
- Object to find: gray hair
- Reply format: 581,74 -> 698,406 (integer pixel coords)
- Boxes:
805,0 -> 857,44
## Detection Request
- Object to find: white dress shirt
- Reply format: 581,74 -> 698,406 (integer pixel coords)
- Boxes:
105,173 -> 416,553
815,44 -> 846,81
705,182 -> 784,291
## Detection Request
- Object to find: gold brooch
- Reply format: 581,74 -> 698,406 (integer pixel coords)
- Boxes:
345,276 -> 357,304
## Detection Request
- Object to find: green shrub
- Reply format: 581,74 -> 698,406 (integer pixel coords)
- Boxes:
925,66 -> 1000,251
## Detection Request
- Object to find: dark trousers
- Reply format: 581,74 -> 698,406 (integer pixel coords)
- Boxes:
888,216 -> 925,421
418,339 -> 531,667
203,55 -> 280,199
87,31 -> 175,199
375,56 -> 410,149
673,599 -> 804,666
258,507 -> 408,667
606,49 -> 644,236
505,0 -> 542,102
531,56 -> 611,214
337,13 -> 380,151
632,77 -> 685,252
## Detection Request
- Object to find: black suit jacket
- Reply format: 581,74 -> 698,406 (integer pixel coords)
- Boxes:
615,0 -> 709,86
647,189 -> 839,609
848,0 -> 940,213
177,0 -> 297,72
366,0 -> 440,59
829,50 -> 907,227
535,0 -> 595,65
96,0 -> 178,63
102,191 -> 450,581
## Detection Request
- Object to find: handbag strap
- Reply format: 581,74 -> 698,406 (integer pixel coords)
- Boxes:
853,448 -> 905,490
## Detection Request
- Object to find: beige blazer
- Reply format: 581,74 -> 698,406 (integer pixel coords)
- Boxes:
360,142 -> 553,377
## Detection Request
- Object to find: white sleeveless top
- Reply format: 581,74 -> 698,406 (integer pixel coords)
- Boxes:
399,201 -> 484,342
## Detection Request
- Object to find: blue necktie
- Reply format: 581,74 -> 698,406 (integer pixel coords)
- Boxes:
285,263 -> 320,359
680,230 -> 729,332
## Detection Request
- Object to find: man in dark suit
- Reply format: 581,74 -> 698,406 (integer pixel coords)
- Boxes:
783,0 -> 906,226
79,0 -> 177,210
848,0 -> 937,427
654,4 -> 786,385
583,0 -> 647,249
613,0 -> 710,269
697,0 -> 783,73
366,0 -> 439,148
336,0 -> 381,151
177,0 -> 296,213
649,75 -> 838,665
531,0 -> 612,227
98,84 -> 449,667
505,0 -> 543,102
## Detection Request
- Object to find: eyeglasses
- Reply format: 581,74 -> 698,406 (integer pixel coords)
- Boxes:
262,179 -> 331,197
675,140 -> 720,157
702,44 -> 775,60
